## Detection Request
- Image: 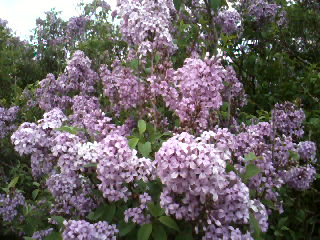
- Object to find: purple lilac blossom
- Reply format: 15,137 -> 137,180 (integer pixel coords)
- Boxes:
248,0 -> 279,22
272,101 -> 305,138
0,191 -> 26,222
117,0 -> 176,56
96,133 -> 154,202
31,228 -> 53,240
124,193 -> 152,225
149,57 -> 225,130
0,106 -> 19,139
216,10 -> 241,34
100,61 -> 147,115
297,141 -> 317,162
62,220 -> 118,240
280,165 -> 316,190
46,171 -> 96,216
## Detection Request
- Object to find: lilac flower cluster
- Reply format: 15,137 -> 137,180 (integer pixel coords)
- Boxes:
280,165 -> 317,190
0,18 -> 8,28
66,16 -> 90,39
0,106 -> 19,139
124,193 -> 152,225
203,225 -> 253,240
62,220 -> 118,240
36,51 -> 98,111
297,141 -> 317,162
149,57 -> 225,130
272,101 -> 305,138
0,191 -> 25,222
156,132 -> 257,237
216,10 -> 242,34
247,0 -> 279,22
70,95 -> 116,141
117,0 -> 176,56
46,171 -> 96,216
11,108 -> 67,178
31,228 -> 53,240
97,133 -> 154,202
100,61 -> 146,114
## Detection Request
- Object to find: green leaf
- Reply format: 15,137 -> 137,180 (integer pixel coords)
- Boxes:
175,232 -> 193,240
44,231 -> 62,240
128,137 -> 139,149
83,163 -> 98,168
152,224 -> 167,240
249,212 -> 262,240
102,204 -> 116,222
209,0 -> 221,11
24,237 -> 34,240
289,150 -> 300,161
138,120 -> 147,135
173,0 -> 181,10
148,203 -> 164,217
226,163 -> 237,173
159,216 -> 180,231
138,142 -> 152,157
51,216 -> 65,226
8,176 -> 19,189
241,164 -> 261,181
119,221 -> 135,237
55,125 -> 80,134
138,223 -> 152,240
244,152 -> 257,162
32,189 -> 39,200
129,59 -> 139,70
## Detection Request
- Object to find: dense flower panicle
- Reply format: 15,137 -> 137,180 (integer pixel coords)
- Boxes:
11,122 -> 38,155
31,228 -> 54,240
216,10 -> 241,34
100,63 -> 146,114
234,122 -> 272,158
0,106 -> 19,139
11,108 -> 68,178
36,73 -> 72,111
248,0 -> 279,22
150,57 -> 225,130
156,132 -> 255,231
199,128 -> 236,152
66,16 -> 90,38
203,225 -> 253,240
117,0 -> 176,56
62,220 -> 118,240
156,132 -> 229,199
46,171 -> 96,216
272,101 -> 305,138
65,50 -> 98,93
97,133 -> 154,202
76,141 -> 100,171
70,95 -> 116,140
0,191 -> 26,223
297,141 -> 317,162
0,18 -> 8,28
273,136 -> 297,168
280,165 -> 316,190
52,132 -> 83,172
39,108 -> 67,130
36,51 -> 98,111
124,193 -> 152,225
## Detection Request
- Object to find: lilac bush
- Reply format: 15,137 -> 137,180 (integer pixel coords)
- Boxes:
3,0 -> 319,239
